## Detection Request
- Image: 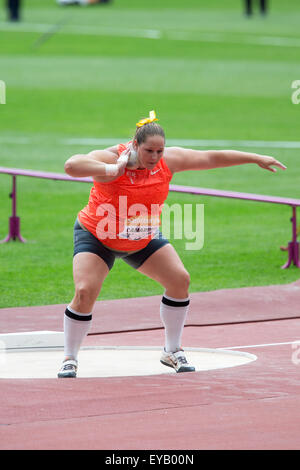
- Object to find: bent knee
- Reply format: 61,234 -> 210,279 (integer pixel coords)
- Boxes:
74,283 -> 100,306
179,270 -> 191,291
166,269 -> 190,294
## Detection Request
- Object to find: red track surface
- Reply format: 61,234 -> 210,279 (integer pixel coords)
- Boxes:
1,281 -> 300,450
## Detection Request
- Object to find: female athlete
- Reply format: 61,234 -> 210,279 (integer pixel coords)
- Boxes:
58,111 -> 286,377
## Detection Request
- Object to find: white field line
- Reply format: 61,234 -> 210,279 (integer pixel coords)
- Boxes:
1,136 -> 300,149
168,30 -> 300,48
0,22 -> 161,39
62,138 -> 300,149
218,340 -> 300,350
0,137 -> 32,144
1,21 -> 300,47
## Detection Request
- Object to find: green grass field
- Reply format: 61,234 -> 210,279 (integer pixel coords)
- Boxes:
1,0 -> 300,308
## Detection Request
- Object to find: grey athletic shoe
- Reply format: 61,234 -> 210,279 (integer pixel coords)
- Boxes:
160,348 -> 195,373
57,359 -> 78,378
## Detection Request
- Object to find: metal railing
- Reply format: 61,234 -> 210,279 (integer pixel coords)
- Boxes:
0,166 -> 299,269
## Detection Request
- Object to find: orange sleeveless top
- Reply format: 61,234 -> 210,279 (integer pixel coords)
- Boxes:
78,143 -> 173,251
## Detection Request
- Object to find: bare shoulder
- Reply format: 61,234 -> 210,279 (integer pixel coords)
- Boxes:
163,146 -> 189,173
87,147 -> 119,164
88,147 -> 120,183
105,145 -> 119,155
164,147 -> 214,173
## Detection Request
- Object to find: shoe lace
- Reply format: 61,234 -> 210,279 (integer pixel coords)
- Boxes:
62,363 -> 76,371
176,353 -> 188,364
178,356 -> 187,364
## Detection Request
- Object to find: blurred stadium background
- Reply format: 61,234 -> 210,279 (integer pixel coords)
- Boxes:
0,0 -> 300,308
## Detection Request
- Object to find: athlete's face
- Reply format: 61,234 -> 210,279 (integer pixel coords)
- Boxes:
134,135 -> 165,169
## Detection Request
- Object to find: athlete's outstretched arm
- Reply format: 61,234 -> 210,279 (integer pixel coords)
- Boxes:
64,147 -> 125,178
164,147 -> 287,174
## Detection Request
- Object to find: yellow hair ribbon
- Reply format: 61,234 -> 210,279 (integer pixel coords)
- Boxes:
136,110 -> 158,128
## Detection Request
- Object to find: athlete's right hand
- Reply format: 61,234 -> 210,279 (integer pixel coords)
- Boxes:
104,153 -> 129,177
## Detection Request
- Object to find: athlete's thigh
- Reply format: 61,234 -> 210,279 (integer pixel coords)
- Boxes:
137,243 -> 189,286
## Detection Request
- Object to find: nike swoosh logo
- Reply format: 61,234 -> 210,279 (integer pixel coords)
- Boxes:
150,169 -> 161,175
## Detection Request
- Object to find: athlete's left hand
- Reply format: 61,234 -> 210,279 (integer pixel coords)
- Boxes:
257,156 -> 287,173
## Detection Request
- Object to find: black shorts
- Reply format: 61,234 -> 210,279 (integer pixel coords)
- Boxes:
73,219 -> 170,271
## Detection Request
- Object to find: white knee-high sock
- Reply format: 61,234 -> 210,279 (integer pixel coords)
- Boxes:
63,306 -> 92,360
160,294 -> 190,353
